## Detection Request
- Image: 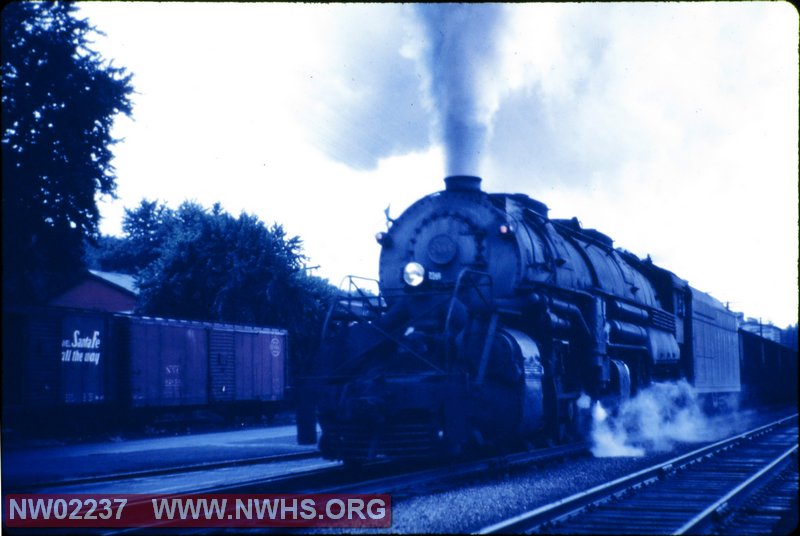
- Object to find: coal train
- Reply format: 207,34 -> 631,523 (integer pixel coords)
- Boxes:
2,307 -> 287,434
301,175 -> 797,461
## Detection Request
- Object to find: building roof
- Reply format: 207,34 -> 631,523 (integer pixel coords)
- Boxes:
48,270 -> 139,313
88,270 -> 139,295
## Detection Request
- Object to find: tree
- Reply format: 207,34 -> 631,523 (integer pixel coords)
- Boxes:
781,324 -> 798,351
85,199 -> 173,273
135,202 -> 310,322
2,1 -> 133,304
99,200 -> 338,365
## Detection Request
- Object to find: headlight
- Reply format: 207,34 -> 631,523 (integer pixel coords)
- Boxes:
403,262 -> 425,287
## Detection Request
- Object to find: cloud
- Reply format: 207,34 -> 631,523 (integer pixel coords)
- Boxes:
489,3 -> 797,184
80,2 -> 797,325
484,3 -> 798,325
295,4 -> 432,170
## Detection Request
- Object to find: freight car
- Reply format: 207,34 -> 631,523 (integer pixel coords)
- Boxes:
738,328 -> 798,407
300,176 -> 796,462
2,307 -> 287,434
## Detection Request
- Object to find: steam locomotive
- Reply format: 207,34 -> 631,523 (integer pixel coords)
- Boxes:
301,176 -> 790,461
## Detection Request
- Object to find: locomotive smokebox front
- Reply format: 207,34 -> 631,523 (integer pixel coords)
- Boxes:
444,175 -> 482,192
378,173 -> 520,301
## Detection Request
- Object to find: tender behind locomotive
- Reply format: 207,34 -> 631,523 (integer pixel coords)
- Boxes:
306,176 -> 753,461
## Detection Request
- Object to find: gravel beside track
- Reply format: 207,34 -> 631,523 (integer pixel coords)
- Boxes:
328,408 -> 795,533
390,452 -> 682,533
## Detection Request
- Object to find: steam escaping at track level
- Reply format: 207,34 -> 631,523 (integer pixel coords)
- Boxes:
590,380 -> 739,457
414,4 -> 507,177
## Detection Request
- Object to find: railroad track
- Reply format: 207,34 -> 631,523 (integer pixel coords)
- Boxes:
92,443 -> 589,536
90,442 -> 591,534
323,442 -> 590,496
479,414 -> 798,534
17,451 -> 324,493
172,441 -> 589,497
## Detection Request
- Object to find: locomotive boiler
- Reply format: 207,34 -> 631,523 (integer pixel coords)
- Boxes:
303,176 -> 741,461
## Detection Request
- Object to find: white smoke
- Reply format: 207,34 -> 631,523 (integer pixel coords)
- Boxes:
590,380 -> 735,457
413,4 -> 508,177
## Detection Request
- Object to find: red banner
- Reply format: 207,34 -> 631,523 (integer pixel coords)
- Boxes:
4,494 -> 391,528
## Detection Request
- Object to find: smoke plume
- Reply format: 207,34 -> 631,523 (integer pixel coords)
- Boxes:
414,4 -> 507,177
590,380 -> 737,457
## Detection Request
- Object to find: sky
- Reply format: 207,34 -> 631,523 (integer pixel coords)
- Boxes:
76,2 -> 798,327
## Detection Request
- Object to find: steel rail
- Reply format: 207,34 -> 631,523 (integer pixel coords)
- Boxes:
17,450 -> 322,493
323,442 -> 590,496
97,444 -> 590,536
91,463 -> 347,536
477,413 -> 798,534
673,443 -> 798,535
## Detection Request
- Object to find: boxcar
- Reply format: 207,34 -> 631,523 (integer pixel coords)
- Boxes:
120,316 -> 287,408
1,307 -> 287,433
3,307 -> 116,411
739,328 -> 798,406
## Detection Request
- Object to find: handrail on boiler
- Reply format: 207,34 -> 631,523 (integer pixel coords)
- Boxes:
320,275 -> 384,343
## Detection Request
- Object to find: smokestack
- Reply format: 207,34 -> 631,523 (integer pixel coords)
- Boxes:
445,175 -> 482,192
414,5 -> 506,180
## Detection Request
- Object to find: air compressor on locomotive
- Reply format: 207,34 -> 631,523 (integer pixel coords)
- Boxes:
301,175 -> 743,461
